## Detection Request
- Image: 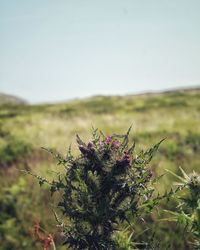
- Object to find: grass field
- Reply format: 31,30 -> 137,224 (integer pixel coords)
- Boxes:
0,88 -> 200,249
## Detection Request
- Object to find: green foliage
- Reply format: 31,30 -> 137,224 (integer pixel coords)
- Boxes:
0,136 -> 31,166
165,168 -> 200,249
0,122 -> 31,167
81,96 -> 120,114
114,227 -> 134,250
161,140 -> 182,161
0,178 -> 33,250
185,132 -> 200,153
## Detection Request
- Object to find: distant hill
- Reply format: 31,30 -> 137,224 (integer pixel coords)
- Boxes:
130,86 -> 200,97
0,86 -> 199,106
0,93 -> 27,105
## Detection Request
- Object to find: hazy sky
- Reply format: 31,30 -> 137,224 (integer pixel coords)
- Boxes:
0,0 -> 200,103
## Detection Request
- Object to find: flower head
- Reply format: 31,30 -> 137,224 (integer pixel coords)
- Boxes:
79,142 -> 95,158
105,135 -> 112,144
105,135 -> 120,150
117,153 -> 131,167
111,140 -> 120,150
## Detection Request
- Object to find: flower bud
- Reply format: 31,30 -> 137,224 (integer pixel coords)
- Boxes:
79,143 -> 95,158
117,153 -> 131,167
111,140 -> 120,150
79,145 -> 89,155
105,136 -> 112,144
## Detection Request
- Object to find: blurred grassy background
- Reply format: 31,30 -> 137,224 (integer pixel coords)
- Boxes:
0,88 -> 200,249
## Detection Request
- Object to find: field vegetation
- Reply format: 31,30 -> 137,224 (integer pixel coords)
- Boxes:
0,88 -> 200,249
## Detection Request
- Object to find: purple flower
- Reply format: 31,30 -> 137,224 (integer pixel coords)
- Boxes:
117,153 -> 131,167
105,136 -> 112,144
79,145 -> 90,155
79,142 -> 95,157
87,142 -> 94,149
105,136 -> 120,150
111,140 -> 120,150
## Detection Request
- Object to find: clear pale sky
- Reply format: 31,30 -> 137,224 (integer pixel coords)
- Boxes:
0,0 -> 200,103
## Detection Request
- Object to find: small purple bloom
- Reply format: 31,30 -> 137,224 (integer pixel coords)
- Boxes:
111,140 -> 120,150
87,142 -> 94,149
117,153 -> 131,167
79,143 -> 95,157
79,145 -> 89,155
105,136 -> 112,144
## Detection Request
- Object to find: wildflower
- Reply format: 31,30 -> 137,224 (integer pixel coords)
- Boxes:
87,142 -> 94,149
116,153 -> 131,167
105,135 -> 120,150
105,135 -> 112,144
111,140 -> 120,150
79,142 -> 95,157
79,145 -> 90,155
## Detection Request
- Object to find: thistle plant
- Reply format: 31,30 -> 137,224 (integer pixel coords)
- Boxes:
26,128 -> 168,250
166,168 -> 200,249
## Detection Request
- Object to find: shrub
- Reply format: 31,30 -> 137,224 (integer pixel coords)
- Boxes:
185,132 -> 200,153
0,136 -> 31,167
26,128 -> 176,249
0,178 -> 33,250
